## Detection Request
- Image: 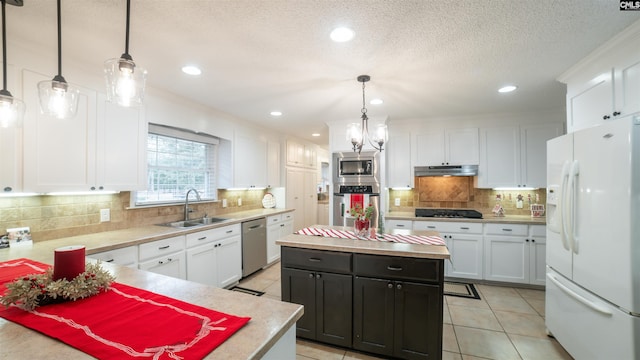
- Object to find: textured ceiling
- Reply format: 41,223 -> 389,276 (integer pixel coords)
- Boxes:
5,1 -> 640,145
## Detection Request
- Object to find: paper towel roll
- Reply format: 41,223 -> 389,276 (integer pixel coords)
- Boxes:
53,245 -> 86,281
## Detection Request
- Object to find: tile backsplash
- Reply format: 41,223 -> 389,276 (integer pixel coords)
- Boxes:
0,189 -> 266,242
389,177 -> 546,216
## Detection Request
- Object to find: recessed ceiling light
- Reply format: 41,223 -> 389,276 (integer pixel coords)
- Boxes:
330,27 -> 354,42
370,98 -> 383,105
270,111 -> 282,116
311,133 -> 320,137
498,85 -> 517,93
182,65 -> 201,75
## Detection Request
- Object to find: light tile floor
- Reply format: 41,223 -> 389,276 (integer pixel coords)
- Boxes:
238,261 -> 574,360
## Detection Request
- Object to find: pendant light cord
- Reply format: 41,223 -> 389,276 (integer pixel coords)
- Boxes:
124,0 -> 130,56
56,0 -> 62,77
1,0 -> 7,91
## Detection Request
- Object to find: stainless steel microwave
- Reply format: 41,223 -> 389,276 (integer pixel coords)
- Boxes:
332,151 -> 380,186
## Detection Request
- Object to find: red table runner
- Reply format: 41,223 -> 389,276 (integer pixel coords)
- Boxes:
296,227 -> 446,245
0,259 -> 250,359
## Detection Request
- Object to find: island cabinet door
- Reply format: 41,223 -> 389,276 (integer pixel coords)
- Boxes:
394,281 -> 443,360
353,276 -> 395,357
281,268 -> 317,339
315,272 -> 353,347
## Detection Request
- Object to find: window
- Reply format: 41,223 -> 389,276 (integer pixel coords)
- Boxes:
134,124 -> 218,206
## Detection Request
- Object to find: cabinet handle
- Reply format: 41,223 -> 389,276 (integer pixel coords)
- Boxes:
531,239 -> 535,243
397,284 -> 402,290
158,260 -> 164,264
388,283 -> 393,289
603,115 -> 610,120
460,227 -> 469,230
198,237 -> 207,241
501,228 -> 513,232
613,111 -> 621,116
90,186 -> 96,190
427,226 -> 436,229
308,257 -> 322,262
316,274 -> 321,279
159,245 -> 170,250
3,187 -> 12,192
387,265 -> 403,271
526,239 -> 530,242
226,230 -> 233,233
309,273 -> 314,278
280,224 -> 285,227
105,259 -> 114,263
397,224 -> 405,227
168,258 -> 173,262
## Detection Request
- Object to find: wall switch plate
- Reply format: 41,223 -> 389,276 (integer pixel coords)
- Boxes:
394,198 -> 400,206
222,199 -> 228,208
99,209 -> 110,222
237,198 -> 242,206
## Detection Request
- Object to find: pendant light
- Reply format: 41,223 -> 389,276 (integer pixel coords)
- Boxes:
37,0 -> 79,119
104,0 -> 146,107
346,75 -> 387,153
0,0 -> 25,128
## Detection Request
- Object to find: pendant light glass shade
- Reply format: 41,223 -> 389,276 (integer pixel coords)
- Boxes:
37,0 -> 79,119
105,0 -> 146,107
104,56 -> 146,107
37,76 -> 79,119
0,0 -> 25,128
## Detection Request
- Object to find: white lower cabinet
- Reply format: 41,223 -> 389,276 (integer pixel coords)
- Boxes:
414,221 -> 483,279
186,224 -> 242,288
88,246 -> 138,268
267,213 -> 294,264
138,235 -> 187,279
484,223 -> 545,285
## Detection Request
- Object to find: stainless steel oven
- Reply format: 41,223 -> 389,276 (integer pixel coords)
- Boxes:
332,151 -> 380,186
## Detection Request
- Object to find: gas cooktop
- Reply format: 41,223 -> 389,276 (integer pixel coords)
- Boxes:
415,208 -> 483,219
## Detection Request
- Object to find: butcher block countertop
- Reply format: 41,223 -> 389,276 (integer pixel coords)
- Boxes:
0,208 -> 301,360
385,211 -> 547,225
276,225 -> 450,260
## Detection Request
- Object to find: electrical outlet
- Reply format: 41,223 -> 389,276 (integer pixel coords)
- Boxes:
237,198 -> 242,206
394,198 -> 400,206
99,209 -> 110,222
222,199 -> 228,208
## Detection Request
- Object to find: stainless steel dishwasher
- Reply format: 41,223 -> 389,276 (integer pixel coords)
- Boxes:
241,217 -> 267,277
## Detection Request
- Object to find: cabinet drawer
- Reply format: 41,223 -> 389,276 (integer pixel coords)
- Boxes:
185,224 -> 241,248
282,247 -> 352,273
267,214 -> 282,225
485,223 -> 528,236
414,221 -> 482,234
282,212 -> 294,222
89,246 -> 138,266
530,225 -> 546,237
139,235 -> 185,261
354,254 -> 441,283
386,219 -> 412,229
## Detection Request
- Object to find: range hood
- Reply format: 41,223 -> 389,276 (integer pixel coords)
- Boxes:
414,165 -> 478,177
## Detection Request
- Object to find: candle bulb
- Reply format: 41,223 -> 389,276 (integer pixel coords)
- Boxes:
53,245 -> 86,281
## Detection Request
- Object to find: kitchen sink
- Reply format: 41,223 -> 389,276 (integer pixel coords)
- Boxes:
157,217 -> 230,228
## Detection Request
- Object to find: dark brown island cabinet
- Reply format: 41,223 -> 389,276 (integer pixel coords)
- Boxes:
281,247 -> 444,360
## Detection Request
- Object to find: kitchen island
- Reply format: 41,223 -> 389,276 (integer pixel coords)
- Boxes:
277,226 -> 449,360
0,241 -> 303,359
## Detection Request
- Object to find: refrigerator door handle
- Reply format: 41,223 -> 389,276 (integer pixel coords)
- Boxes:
568,160 -> 580,254
560,161 -> 572,251
547,273 -> 612,316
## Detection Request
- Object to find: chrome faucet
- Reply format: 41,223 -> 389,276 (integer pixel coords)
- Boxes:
184,188 -> 202,221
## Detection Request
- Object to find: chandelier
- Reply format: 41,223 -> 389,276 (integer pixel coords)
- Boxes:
346,75 -> 387,153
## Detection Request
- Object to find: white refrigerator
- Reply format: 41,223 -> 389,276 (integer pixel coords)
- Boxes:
545,115 -> 640,359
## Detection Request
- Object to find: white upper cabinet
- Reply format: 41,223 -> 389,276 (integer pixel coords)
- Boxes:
0,64 -> 22,193
23,70 -> 98,192
478,123 -> 562,188
234,132 -> 267,188
267,140 -> 281,188
560,21 -> 640,133
386,132 -> 413,188
22,70 -> 148,193
286,139 -> 317,169
413,128 -> 479,166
